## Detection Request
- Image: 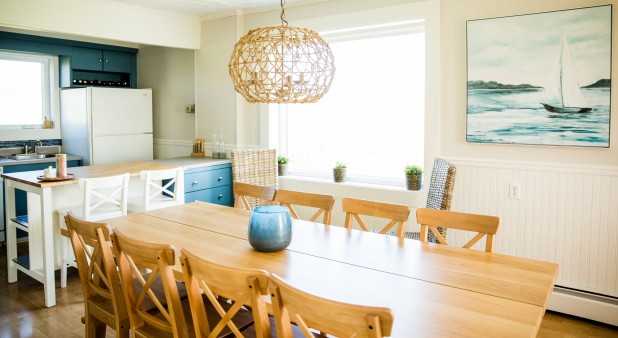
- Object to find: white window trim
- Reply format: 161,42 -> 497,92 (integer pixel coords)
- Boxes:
0,50 -> 61,140
260,1 -> 441,194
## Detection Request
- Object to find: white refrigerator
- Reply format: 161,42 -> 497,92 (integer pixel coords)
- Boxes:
60,87 -> 154,165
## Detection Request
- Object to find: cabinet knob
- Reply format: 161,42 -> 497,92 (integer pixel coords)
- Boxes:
104,59 -> 109,63
217,176 -> 223,181
98,59 -> 103,62
218,194 -> 223,199
192,181 -> 198,185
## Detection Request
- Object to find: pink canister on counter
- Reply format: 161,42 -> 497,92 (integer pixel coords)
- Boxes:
56,154 -> 67,177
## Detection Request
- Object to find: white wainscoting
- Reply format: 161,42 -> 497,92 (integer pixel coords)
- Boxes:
447,157 -> 618,325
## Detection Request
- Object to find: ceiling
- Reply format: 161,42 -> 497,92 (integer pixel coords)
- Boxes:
100,0 -> 324,18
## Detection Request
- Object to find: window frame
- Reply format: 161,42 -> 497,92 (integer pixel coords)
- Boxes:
269,20 -> 426,188
0,50 -> 61,140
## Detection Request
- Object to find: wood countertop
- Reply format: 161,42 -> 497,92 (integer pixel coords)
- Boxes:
1,161 -> 179,188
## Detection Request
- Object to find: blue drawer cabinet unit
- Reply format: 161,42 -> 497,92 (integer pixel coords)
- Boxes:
184,164 -> 233,206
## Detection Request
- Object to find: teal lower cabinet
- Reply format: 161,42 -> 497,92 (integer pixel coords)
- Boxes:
184,164 -> 233,206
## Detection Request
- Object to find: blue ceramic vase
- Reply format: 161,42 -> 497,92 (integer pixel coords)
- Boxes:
248,206 -> 292,252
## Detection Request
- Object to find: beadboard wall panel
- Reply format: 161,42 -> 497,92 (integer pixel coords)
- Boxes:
448,159 -> 618,298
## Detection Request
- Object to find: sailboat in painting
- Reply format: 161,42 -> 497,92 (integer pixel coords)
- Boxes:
541,31 -> 592,113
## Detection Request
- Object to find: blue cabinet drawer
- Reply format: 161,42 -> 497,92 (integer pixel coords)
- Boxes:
185,185 -> 232,206
184,167 -> 231,193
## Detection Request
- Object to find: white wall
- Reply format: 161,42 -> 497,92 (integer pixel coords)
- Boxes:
0,0 -> 200,49
440,0 -> 618,324
138,46 -> 196,158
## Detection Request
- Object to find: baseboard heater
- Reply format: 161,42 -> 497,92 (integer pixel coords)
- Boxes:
548,285 -> 618,326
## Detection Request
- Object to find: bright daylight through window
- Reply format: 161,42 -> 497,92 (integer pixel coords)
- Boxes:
0,51 -> 53,128
273,21 -> 425,186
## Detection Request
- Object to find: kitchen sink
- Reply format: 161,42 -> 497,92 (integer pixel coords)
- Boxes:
9,154 -> 50,160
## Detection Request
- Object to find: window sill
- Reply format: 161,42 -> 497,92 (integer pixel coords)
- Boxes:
278,175 -> 427,206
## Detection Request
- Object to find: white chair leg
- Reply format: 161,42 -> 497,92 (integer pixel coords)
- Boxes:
60,236 -> 68,288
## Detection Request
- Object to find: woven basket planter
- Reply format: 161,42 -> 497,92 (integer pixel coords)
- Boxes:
278,163 -> 288,176
333,168 -> 347,183
406,174 -> 422,191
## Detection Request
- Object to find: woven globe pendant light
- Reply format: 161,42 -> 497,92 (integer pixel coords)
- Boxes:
228,0 -> 335,104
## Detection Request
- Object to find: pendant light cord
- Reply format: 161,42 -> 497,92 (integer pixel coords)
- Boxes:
280,0 -> 288,26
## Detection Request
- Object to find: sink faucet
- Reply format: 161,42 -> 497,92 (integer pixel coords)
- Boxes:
31,140 -> 42,153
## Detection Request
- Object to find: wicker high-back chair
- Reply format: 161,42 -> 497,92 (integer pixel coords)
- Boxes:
424,158 -> 457,242
404,158 -> 456,242
231,149 -> 278,209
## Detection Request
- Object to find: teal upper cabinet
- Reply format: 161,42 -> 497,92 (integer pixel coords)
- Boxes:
72,47 -> 132,73
0,32 -> 138,88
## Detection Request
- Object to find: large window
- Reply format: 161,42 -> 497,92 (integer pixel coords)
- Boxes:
0,51 -> 54,128
272,21 -> 425,186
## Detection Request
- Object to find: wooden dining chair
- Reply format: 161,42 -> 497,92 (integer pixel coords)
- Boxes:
233,182 -> 277,210
231,149 -> 278,209
180,248 -> 266,338
342,198 -> 411,239
416,208 -> 500,252
269,273 -> 394,338
65,212 -> 130,338
128,167 -> 185,212
110,229 -> 190,338
57,173 -> 131,288
274,189 -> 335,225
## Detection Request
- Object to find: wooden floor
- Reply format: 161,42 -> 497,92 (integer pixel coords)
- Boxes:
1,245 -> 617,337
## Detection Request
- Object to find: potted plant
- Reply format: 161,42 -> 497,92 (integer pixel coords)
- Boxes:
278,156 -> 289,176
333,162 -> 347,183
404,164 -> 423,191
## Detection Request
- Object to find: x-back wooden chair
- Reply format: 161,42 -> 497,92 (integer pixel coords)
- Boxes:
110,229 -> 190,338
416,208 -> 500,252
233,182 -> 277,210
180,248 -> 266,338
274,189 -> 336,225
342,198 -> 411,239
65,212 -> 129,338
269,273 -> 394,338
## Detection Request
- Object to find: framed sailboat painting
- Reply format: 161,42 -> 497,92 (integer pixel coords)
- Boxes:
466,5 -> 611,147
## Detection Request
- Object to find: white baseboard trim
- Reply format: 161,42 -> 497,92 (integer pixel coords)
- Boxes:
548,287 -> 618,326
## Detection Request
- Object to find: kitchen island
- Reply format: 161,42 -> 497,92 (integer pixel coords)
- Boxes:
1,161 -> 179,307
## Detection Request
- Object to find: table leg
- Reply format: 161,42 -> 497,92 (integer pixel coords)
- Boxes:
40,189 -> 56,307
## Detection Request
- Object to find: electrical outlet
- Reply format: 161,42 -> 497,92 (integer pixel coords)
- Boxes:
509,183 -> 521,200
185,104 -> 195,113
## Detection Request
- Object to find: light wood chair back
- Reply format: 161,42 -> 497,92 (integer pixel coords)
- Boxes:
416,208 -> 500,252
274,189 -> 335,225
129,167 -> 184,212
180,248 -> 270,338
342,198 -> 411,239
111,229 -> 189,338
231,149 -> 277,209
65,212 -> 129,338
233,182 -> 277,210
269,274 -> 394,338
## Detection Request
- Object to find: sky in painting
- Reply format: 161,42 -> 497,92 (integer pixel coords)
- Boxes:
467,5 -> 611,88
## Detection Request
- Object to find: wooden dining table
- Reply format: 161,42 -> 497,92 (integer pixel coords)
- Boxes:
105,201 -> 558,337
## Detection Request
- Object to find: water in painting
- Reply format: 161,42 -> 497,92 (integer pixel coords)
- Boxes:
467,87 -> 610,147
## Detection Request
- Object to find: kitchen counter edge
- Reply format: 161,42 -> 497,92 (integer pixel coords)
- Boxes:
0,155 -> 83,167
151,157 -> 232,170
